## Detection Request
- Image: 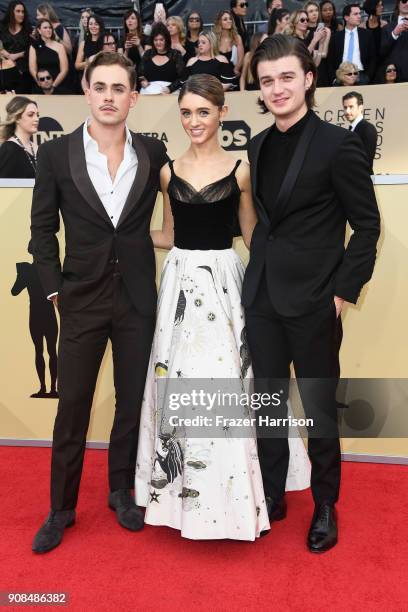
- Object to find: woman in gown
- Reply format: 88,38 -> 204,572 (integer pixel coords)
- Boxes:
135,75 -> 311,541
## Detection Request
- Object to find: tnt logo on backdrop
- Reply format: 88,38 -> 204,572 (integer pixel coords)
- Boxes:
35,117 -> 64,146
220,121 -> 251,151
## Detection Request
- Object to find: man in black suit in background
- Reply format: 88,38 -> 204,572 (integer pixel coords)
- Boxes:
343,91 -> 377,174
328,4 -> 376,83
31,52 -> 168,553
243,35 -> 380,552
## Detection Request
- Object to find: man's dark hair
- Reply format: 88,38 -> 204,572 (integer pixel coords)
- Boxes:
85,51 -> 137,90
342,3 -> 361,18
266,0 -> 273,8
151,21 -> 172,52
342,91 -> 364,105
230,0 -> 239,8
250,34 -> 317,112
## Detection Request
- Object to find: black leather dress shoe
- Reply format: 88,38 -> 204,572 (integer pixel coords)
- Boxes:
307,503 -> 338,553
32,510 -> 76,554
260,497 -> 287,537
108,489 -> 144,531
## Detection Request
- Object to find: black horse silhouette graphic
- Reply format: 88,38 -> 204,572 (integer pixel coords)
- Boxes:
11,242 -> 58,398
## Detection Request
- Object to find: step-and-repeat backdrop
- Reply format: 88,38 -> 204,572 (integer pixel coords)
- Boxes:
1,84 -> 407,459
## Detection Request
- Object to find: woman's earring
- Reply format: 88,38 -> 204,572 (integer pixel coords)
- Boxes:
219,121 -> 223,128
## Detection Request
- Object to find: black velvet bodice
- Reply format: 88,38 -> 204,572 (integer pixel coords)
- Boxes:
168,159 -> 241,250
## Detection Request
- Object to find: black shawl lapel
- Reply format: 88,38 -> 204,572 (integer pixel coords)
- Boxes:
68,124 -> 113,225
269,111 -> 319,228
117,132 -> 151,228
250,127 -> 272,226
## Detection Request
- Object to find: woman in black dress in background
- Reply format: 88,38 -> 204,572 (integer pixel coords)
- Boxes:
267,8 -> 290,35
29,19 -> 68,93
0,1 -> 32,93
319,0 -> 343,32
361,0 -> 387,57
119,9 -> 149,73
75,15 -> 104,74
184,11 -> 203,63
186,30 -> 235,91
139,22 -> 186,94
0,96 -> 39,178
240,32 -> 265,91
36,3 -> 72,56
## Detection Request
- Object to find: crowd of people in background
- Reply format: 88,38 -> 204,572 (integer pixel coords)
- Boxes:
0,0 -> 407,96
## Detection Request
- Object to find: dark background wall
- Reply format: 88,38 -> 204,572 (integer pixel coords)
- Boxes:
0,0 -> 395,27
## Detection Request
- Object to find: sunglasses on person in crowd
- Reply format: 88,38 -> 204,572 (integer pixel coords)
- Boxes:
345,71 -> 359,76
39,75 -> 52,81
188,16 -> 201,21
104,40 -> 116,46
239,2 -> 249,7
386,67 -> 396,73
298,17 -> 308,22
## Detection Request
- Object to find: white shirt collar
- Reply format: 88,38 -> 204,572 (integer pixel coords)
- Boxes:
83,119 -> 133,151
350,114 -> 364,130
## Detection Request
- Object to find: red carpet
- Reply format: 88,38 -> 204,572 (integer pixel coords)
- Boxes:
1,447 -> 407,612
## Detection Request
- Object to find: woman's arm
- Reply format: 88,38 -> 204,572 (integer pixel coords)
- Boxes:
237,161 -> 257,249
150,164 -> 174,249
28,45 -> 38,84
75,40 -> 86,71
52,43 -> 69,88
235,35 -> 245,74
318,27 -> 331,59
240,52 -> 250,91
61,27 -> 72,55
5,50 -> 25,61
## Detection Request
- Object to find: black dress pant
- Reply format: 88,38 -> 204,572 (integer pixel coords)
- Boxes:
51,266 -> 155,510
245,275 -> 342,506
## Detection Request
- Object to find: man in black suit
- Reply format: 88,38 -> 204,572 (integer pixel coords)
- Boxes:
328,3 -> 377,83
380,0 -> 408,82
243,35 -> 380,552
342,91 -> 377,174
31,52 -> 168,553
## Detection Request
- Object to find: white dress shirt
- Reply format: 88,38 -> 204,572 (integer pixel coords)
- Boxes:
349,114 -> 364,131
48,121 -> 138,300
342,27 -> 364,71
83,119 -> 138,227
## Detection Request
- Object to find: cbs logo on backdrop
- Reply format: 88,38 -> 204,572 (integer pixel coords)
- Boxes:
220,121 -> 251,151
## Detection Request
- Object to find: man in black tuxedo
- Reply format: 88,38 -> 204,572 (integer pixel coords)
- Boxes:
328,4 -> 376,83
380,0 -> 408,82
31,52 -> 168,553
243,35 -> 380,552
342,91 -> 377,174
